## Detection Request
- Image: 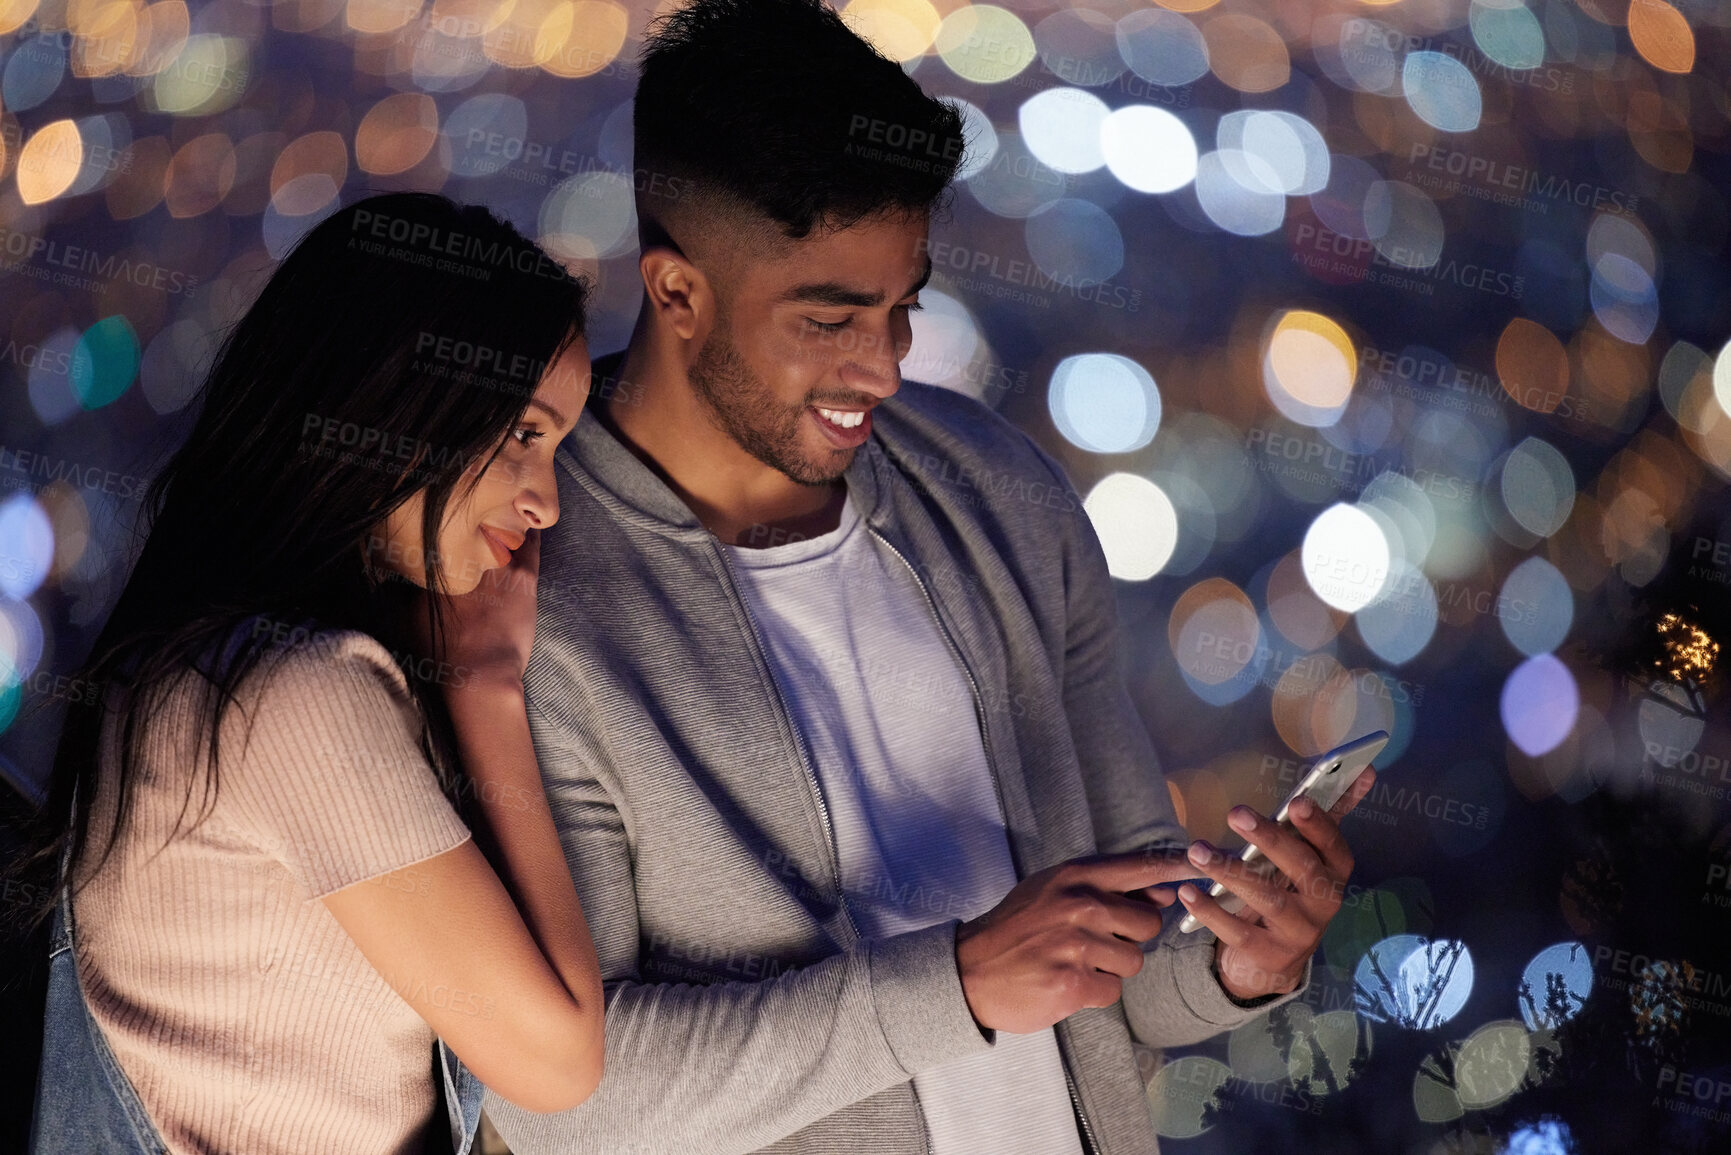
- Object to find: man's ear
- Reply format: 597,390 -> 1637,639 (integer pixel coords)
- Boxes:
639,246 -> 710,344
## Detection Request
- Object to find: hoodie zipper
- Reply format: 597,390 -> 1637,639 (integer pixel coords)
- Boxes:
714,535 -> 926,1150
1064,1062 -> 1103,1155
711,540 -> 863,947
864,528 -> 1007,1155
865,527 -> 1019,877
872,526 -> 1108,1155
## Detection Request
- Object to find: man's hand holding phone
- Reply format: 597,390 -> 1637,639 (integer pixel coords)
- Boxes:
954,851 -> 1199,1034
1151,752 -> 1379,1002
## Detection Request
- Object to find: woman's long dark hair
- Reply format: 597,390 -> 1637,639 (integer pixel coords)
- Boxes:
14,191 -> 589,925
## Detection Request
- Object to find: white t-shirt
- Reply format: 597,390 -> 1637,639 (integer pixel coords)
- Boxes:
725,490 -> 1085,1155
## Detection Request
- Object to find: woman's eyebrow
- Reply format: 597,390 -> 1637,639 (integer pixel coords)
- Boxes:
529,398 -> 569,426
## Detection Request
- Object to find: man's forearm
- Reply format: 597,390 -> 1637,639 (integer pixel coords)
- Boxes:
483,919 -> 994,1155
1120,913 -> 1311,1049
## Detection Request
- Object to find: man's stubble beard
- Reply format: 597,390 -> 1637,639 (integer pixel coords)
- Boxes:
688,320 -> 851,487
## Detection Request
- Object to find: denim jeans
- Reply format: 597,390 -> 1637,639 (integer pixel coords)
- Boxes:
29,862 -> 484,1155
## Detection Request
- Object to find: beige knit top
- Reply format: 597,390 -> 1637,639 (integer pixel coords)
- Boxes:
72,628 -> 473,1155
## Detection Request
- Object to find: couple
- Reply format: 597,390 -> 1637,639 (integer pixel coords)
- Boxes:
24,1 -> 1374,1152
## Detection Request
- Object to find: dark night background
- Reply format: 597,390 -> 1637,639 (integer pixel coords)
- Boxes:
3,1 -> 1730,1151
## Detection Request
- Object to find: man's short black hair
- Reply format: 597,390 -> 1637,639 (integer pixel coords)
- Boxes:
635,0 -> 967,240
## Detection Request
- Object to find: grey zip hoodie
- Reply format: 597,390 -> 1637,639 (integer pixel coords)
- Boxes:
480,352 -> 1308,1154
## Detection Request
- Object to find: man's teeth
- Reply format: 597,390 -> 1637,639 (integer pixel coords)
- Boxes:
816,407 -> 865,429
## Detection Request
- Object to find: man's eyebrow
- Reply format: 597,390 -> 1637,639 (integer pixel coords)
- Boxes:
779,256 -> 934,308
528,397 -> 569,427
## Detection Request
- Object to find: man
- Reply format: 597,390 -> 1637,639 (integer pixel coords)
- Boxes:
480,1 -> 1373,1151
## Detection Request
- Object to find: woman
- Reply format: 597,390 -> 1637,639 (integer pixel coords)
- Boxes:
21,192 -> 604,1154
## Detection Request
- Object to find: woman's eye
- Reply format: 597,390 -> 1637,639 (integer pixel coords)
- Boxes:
512,427 -> 546,447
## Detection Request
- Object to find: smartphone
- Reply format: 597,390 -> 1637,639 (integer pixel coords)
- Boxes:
1177,730 -> 1389,934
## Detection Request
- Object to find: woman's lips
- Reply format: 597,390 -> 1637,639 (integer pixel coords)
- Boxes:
479,526 -> 517,567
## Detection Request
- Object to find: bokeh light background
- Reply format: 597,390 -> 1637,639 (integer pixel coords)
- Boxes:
4,0 -> 1731,1151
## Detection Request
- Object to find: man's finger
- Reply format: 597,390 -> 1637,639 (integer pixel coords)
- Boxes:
1222,809 -> 1324,899
1076,969 -> 1126,1011
1185,843 -> 1306,929
1144,886 -> 1179,908
1074,927 -> 1149,978
1087,890 -> 1170,944
1288,795 -> 1354,883
1326,765 -> 1377,818
1175,884 -> 1254,947
1069,850 -> 1198,894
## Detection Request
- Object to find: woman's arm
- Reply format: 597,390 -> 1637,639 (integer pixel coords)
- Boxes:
322,833 -> 604,1113
327,529 -> 605,1113
440,677 -> 607,1016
